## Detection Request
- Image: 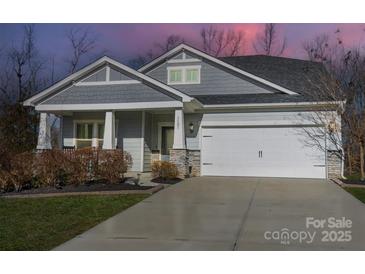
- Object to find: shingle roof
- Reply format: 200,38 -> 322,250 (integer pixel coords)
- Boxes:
194,93 -> 314,105
220,55 -> 328,95
191,55 -> 333,105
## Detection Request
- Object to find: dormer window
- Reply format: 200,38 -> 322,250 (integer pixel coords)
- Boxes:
167,65 -> 201,85
169,69 -> 183,83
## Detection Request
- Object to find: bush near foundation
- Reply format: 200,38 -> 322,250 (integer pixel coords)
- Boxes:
96,149 -> 133,183
0,148 -> 133,193
33,149 -> 71,187
0,151 -> 35,192
151,161 -> 179,180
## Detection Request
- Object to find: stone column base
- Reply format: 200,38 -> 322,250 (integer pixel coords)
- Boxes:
169,149 -> 188,179
188,150 -> 201,177
327,150 -> 342,179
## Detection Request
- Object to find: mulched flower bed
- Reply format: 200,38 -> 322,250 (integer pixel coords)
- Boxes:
1,179 -> 153,197
340,179 -> 365,186
151,177 -> 183,184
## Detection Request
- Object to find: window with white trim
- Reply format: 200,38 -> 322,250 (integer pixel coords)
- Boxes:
75,122 -> 105,148
185,68 -> 199,83
167,66 -> 201,85
168,69 -> 183,83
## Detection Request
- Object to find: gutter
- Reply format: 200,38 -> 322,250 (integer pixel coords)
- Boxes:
201,101 -> 344,109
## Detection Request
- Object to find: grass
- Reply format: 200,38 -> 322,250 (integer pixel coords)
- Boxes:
0,194 -> 148,251
345,187 -> 365,204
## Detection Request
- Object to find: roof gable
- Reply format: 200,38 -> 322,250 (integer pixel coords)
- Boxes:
24,56 -> 193,106
138,44 -> 298,95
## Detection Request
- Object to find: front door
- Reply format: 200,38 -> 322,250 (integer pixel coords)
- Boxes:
161,126 -> 174,161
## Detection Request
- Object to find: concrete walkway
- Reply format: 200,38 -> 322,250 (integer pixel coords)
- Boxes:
54,177 -> 365,251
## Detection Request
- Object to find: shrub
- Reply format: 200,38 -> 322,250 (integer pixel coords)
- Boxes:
151,161 -> 179,180
0,170 -> 15,193
9,151 -> 35,191
67,147 -> 96,185
96,150 -> 132,183
34,149 -> 71,187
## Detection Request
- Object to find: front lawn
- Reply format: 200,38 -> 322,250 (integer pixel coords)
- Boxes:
0,194 -> 148,250
345,187 -> 365,203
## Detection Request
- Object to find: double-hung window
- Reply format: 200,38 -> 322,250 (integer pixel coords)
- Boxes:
76,123 -> 93,148
75,122 -> 105,148
169,69 -> 183,84
167,66 -> 200,84
185,68 -> 199,83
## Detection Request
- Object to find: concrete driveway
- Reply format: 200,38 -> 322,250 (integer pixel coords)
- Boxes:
55,177 -> 365,251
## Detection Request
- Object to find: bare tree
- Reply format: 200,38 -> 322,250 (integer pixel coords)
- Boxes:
0,25 -> 44,153
128,34 -> 184,69
66,26 -> 97,73
300,43 -> 365,180
200,25 -> 245,57
253,23 -> 286,56
7,25 -> 44,102
155,35 -> 184,53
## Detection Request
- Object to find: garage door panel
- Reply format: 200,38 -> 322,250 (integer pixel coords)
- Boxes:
201,127 -> 326,179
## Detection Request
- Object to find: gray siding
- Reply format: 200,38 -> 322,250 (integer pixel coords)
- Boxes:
42,84 -> 176,105
116,111 -> 142,171
82,68 -> 106,82
147,59 -> 274,96
143,112 -> 152,171
185,113 -> 203,150
110,67 -> 133,81
172,53 -> 184,60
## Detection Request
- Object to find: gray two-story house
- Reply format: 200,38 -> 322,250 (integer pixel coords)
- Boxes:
24,44 -> 343,179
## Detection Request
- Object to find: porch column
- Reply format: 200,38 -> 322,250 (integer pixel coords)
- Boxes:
92,122 -> 98,148
37,112 -> 52,150
173,109 -> 186,149
102,111 -> 116,149
170,108 -> 187,178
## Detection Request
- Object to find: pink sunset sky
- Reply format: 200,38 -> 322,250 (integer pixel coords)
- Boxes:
1,23 -> 365,67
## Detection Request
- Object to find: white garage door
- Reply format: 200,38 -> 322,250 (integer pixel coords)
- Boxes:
201,127 -> 326,179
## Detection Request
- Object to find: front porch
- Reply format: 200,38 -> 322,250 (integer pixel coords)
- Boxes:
37,109 -> 201,176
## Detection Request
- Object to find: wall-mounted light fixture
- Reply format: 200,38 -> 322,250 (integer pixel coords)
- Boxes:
189,122 -> 194,133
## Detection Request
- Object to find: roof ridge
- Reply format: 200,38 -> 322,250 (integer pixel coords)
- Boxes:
220,54 -> 323,65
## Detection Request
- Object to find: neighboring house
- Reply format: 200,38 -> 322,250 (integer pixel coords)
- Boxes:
24,44 -> 343,179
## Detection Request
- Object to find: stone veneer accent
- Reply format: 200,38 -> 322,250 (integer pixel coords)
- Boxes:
169,149 -> 189,178
188,150 -> 201,177
169,149 -> 340,179
327,150 -> 342,179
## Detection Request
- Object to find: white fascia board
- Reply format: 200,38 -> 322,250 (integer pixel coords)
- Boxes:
202,101 -> 343,109
200,120 -> 322,127
75,80 -> 140,86
24,56 -> 193,107
23,56 -> 110,106
35,101 -> 183,111
138,44 -> 298,95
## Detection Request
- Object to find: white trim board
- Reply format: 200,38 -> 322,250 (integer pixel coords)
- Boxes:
167,58 -> 201,64
36,101 -> 183,111
201,101 -> 343,110
167,65 -> 201,85
138,44 -> 298,95
75,80 -> 140,86
140,111 -> 145,172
